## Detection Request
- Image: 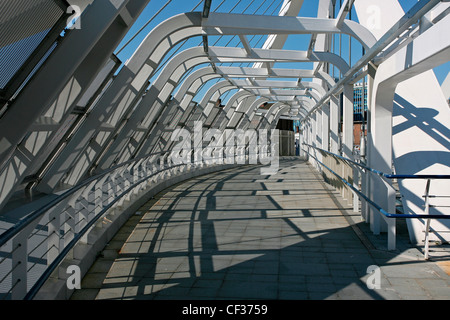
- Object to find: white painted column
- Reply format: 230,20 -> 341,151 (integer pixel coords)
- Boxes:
316,109 -> 323,167
341,84 -> 354,202
353,0 -> 398,244
322,103 -> 330,152
369,82 -> 394,235
342,84 -> 354,159
329,95 -> 340,154
361,63 -> 377,222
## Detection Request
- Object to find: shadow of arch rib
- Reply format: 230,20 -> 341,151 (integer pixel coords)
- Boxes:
71,159 -> 450,301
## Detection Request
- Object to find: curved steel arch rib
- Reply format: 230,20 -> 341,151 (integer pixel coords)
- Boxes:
142,66 -> 221,156
269,106 -> 292,130
216,66 -> 336,90
140,79 -> 240,163
0,0 -> 153,205
207,89 -> 255,131
203,12 -> 377,49
234,97 -> 271,130
37,9 -> 370,191
223,90 -> 253,114
42,44 -> 347,189
36,12 -> 206,192
285,98 -> 315,119
209,47 -> 350,75
37,8 -> 368,191
102,46 -> 349,168
172,66 -> 220,111
230,80 -> 325,102
97,46 -> 212,170
254,102 -> 288,130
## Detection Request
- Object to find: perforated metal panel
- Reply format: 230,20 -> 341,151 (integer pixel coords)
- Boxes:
0,0 -> 67,91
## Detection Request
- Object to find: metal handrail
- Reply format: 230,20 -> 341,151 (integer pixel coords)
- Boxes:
24,159 -> 189,300
0,150 -> 184,299
0,142 -> 268,299
0,150 -> 166,248
303,144 -> 450,220
0,143 -> 255,247
303,143 -> 450,180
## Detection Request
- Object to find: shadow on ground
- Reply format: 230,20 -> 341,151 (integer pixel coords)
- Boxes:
71,160 -> 450,300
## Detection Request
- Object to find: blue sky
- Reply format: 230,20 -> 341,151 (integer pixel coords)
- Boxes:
113,0 -> 449,103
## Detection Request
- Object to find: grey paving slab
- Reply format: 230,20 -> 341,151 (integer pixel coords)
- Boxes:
71,159 -> 450,301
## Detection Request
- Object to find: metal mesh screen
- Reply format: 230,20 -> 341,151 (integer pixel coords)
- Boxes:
0,0 -> 66,90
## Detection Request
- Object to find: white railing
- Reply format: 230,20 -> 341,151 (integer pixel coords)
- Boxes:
0,144 -> 268,300
303,143 -> 450,258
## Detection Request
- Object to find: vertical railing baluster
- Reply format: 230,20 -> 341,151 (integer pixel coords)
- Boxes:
423,179 -> 431,260
387,182 -> 396,251
47,205 -> 62,266
352,165 -> 360,212
11,234 -> 27,300
11,222 -> 37,300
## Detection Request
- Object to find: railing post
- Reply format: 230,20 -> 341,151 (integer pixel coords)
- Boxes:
361,169 -> 369,221
331,154 -> 338,189
341,160 -> 347,200
387,217 -> 396,251
423,179 -> 431,260
104,176 -> 115,208
109,170 -> 122,209
94,175 -> 108,210
78,181 -> 97,232
131,160 -> 144,195
11,233 -> 28,300
47,205 -> 62,266
353,165 -> 360,212
10,221 -> 39,300
385,179 -> 396,250
303,144 -> 450,253
424,219 -> 431,260
112,167 -> 127,208
64,206 -> 76,250
64,188 -> 85,249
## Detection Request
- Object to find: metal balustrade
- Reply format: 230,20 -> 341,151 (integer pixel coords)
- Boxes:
0,144 -> 272,300
303,143 -> 450,258
0,0 -> 447,301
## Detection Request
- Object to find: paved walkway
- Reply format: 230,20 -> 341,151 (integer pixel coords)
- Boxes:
71,159 -> 450,300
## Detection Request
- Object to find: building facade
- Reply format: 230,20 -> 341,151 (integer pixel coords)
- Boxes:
353,82 -> 368,122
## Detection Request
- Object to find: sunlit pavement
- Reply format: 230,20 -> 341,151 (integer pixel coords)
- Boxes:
71,159 -> 450,300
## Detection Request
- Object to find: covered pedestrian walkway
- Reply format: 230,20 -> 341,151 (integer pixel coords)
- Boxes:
0,0 -> 449,301
68,159 -> 449,300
